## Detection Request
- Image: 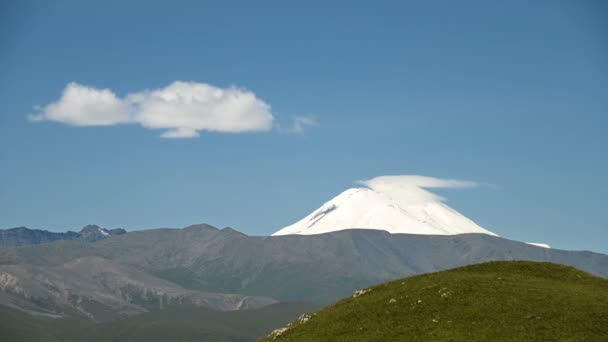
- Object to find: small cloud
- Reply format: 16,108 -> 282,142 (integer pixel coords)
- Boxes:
30,81 -> 275,138
280,115 -> 318,135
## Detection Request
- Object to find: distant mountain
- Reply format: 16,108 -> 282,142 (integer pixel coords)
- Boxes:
273,176 -> 497,236
260,261 -> 608,341
0,225 -> 126,246
0,224 -> 606,321
0,225 -> 276,321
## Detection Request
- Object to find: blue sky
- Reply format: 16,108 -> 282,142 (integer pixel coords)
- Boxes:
1,0 -> 606,253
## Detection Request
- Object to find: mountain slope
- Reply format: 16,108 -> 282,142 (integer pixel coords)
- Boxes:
261,261 -> 608,341
273,176 -> 496,236
0,256 -> 276,321
0,232 -> 277,320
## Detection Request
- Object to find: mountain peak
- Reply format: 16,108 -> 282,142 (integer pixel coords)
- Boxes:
183,223 -> 218,231
79,224 -> 111,241
220,227 -> 247,236
80,224 -> 103,232
273,176 -> 497,237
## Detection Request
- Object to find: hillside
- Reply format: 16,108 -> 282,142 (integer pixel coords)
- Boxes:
0,302 -> 317,342
261,261 -> 608,341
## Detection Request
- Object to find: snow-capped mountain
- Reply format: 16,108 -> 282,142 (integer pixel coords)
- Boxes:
273,175 -> 497,236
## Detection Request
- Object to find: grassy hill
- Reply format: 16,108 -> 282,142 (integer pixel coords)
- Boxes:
260,261 -> 608,341
0,302 -> 317,342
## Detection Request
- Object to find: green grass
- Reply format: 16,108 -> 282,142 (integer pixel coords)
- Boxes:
260,261 -> 608,342
0,302 -> 317,342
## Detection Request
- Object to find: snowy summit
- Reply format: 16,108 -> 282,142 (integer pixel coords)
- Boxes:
273,175 -> 497,237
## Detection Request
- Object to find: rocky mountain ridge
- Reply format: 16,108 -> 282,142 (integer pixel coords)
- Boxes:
0,225 -> 126,246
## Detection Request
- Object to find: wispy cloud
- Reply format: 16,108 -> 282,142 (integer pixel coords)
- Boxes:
274,115 -> 318,135
286,115 -> 318,135
357,175 -> 479,204
30,81 -> 277,138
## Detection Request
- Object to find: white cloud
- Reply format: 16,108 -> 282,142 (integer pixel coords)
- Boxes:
29,83 -> 132,126
357,175 -> 479,204
30,81 -> 276,138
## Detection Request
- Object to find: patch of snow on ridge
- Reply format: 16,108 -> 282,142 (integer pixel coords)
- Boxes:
99,228 -> 110,236
526,242 -> 551,248
273,175 -> 497,236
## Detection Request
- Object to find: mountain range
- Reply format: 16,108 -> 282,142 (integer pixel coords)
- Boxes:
0,224 -> 606,322
0,225 -> 126,246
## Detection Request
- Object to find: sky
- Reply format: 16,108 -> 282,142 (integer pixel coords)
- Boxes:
0,0 -> 606,253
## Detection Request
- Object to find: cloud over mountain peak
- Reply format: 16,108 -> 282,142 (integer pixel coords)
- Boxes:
273,175 -> 494,237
